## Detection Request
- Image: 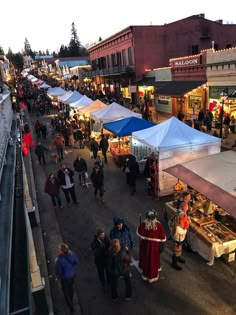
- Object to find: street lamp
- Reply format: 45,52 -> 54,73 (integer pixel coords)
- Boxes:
219,90 -> 228,139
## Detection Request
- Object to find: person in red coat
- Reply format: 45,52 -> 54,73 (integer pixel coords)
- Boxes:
44,173 -> 62,208
137,210 -> 166,283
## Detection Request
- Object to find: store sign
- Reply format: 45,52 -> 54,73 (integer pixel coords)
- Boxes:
128,85 -> 137,93
158,96 -> 171,101
173,58 -> 200,67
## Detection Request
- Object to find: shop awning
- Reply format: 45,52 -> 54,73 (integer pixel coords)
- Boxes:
136,77 -> 156,86
155,81 -> 206,96
136,77 -> 172,89
164,150 -> 236,217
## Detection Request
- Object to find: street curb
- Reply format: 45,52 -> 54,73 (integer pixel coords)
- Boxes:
25,111 -> 82,314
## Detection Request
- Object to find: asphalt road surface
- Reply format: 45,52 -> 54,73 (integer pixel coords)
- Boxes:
29,113 -> 236,315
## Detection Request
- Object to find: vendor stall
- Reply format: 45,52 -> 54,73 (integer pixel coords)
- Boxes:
131,117 -> 221,196
109,138 -> 132,165
164,150 -> 236,265
103,117 -> 155,166
165,199 -> 236,265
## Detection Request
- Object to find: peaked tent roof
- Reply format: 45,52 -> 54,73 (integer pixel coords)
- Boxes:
103,116 -> 156,136
164,150 -> 236,217
59,90 -> 73,102
132,117 -> 221,150
47,87 -> 66,97
39,83 -> 51,89
90,102 -> 142,123
70,95 -> 93,108
61,91 -> 82,104
78,99 -> 107,116
155,81 -> 206,96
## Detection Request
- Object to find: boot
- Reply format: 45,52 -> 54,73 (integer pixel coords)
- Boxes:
172,255 -> 182,271
178,256 -> 185,264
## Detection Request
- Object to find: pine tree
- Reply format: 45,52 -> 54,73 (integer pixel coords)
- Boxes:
0,46 -> 4,55
7,47 -> 14,60
24,38 -> 35,58
68,22 -> 81,57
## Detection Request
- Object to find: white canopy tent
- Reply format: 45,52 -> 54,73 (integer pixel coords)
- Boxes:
39,83 -> 51,89
131,117 -> 221,196
78,99 -> 107,116
61,91 -> 82,104
47,87 -> 67,97
59,90 -> 73,102
90,102 -> 142,123
164,150 -> 236,216
70,95 -> 93,108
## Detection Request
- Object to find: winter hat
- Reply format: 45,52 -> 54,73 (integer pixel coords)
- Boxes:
96,228 -> 104,237
113,215 -> 123,225
146,210 -> 157,221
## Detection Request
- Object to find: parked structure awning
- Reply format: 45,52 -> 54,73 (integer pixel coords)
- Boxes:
164,150 -> 236,217
155,81 -> 206,96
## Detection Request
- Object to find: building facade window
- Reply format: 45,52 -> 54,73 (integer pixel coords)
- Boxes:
122,49 -> 127,66
128,47 -> 133,65
106,55 -> 110,68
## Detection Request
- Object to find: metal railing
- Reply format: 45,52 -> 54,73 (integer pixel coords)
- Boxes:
82,65 -> 135,78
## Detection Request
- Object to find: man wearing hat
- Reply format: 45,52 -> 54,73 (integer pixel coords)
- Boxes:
90,228 -> 110,290
110,215 -> 134,252
137,210 -> 166,283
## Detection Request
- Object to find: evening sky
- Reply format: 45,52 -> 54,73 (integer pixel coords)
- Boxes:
1,0 -> 235,54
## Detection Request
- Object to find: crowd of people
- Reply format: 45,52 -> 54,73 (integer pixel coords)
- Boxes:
16,74 -> 216,313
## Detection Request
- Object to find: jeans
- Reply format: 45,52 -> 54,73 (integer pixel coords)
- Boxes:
62,186 -> 77,204
95,260 -> 110,288
50,192 -> 62,207
61,278 -> 75,312
111,272 -> 132,299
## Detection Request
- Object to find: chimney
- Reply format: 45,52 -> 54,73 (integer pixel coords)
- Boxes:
215,19 -> 223,24
199,13 -> 205,18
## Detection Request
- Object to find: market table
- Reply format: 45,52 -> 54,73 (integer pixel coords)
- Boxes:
164,201 -> 236,265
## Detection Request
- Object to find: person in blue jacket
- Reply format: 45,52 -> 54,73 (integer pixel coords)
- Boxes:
56,243 -> 78,313
109,216 -> 135,252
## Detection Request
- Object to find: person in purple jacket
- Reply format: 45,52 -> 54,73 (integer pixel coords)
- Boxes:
56,243 -> 78,313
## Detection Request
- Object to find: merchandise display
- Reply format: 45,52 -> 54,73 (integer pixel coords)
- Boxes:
109,138 -> 132,165
165,190 -> 236,265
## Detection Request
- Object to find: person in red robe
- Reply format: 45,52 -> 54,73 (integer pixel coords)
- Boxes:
137,210 -> 166,283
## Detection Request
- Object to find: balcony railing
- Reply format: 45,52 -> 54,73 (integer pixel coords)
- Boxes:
82,65 -> 135,78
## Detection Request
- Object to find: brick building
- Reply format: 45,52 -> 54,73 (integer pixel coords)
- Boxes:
85,14 -> 236,104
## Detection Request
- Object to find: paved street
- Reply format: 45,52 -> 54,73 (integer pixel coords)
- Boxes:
26,111 -> 236,315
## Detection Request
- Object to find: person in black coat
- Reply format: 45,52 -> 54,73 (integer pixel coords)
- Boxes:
73,154 -> 88,186
90,164 -> 104,201
90,228 -> 110,289
123,156 -> 139,195
99,134 -> 109,164
57,164 -> 78,205
35,141 -> 48,165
